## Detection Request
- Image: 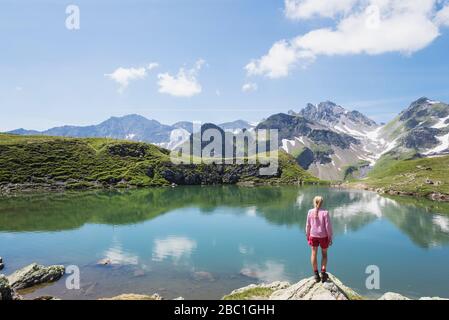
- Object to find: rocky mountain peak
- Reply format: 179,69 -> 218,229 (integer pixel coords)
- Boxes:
400,97 -> 449,122
299,101 -> 376,127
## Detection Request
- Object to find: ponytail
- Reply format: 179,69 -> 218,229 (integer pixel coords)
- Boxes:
313,196 -> 323,218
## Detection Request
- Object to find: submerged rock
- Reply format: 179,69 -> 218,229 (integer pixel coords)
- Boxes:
100,293 -> 162,300
33,295 -> 61,300
7,263 -> 65,290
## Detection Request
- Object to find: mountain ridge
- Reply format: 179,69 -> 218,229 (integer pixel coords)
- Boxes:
5,97 -> 449,181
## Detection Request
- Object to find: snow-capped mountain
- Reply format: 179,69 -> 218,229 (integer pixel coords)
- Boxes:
7,116 -> 255,151
377,97 -> 449,157
258,98 -> 449,180
6,98 -> 448,181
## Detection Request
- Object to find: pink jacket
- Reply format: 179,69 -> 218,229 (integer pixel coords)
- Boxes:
306,209 -> 333,240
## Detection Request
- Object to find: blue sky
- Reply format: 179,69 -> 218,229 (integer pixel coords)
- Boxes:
1,0 -> 449,131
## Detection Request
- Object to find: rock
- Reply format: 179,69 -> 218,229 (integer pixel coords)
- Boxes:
270,274 -> 359,300
173,296 -> 185,300
7,263 -> 65,290
97,258 -> 112,266
428,192 -> 449,202
378,292 -> 410,300
192,271 -> 215,282
223,281 -> 290,300
230,281 -> 290,296
225,274 -> 363,301
0,263 -> 4,271
133,269 -> 146,277
33,295 -> 61,300
425,178 -> 434,185
100,293 -> 162,300
0,274 -> 21,300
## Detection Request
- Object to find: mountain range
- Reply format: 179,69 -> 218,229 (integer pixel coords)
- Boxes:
7,97 -> 449,181
8,116 -> 256,151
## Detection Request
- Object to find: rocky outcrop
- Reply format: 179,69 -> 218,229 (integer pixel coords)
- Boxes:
224,275 -> 362,300
0,275 -> 21,300
270,274 -> 362,300
308,129 -> 359,149
7,263 -> 65,290
223,281 -> 290,300
159,163 -> 280,186
402,127 -> 440,149
225,274 -> 448,300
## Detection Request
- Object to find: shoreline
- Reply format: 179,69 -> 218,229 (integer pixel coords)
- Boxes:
2,263 -> 447,301
0,180 -> 326,197
333,182 -> 449,203
2,180 -> 448,204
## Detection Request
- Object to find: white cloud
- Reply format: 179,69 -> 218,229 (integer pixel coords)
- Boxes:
240,261 -> 288,282
157,59 -> 204,97
152,236 -> 197,263
102,240 -> 139,265
285,0 -> 358,19
242,82 -> 258,92
147,62 -> 159,70
248,0 -> 447,78
435,4 -> 449,26
105,62 -> 158,93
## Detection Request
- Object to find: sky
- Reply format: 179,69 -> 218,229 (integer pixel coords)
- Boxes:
1,0 -> 449,131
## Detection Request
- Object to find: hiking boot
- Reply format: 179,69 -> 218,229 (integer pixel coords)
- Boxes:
321,271 -> 329,283
314,271 -> 321,283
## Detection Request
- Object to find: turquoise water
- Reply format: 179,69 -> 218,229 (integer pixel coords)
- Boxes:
0,186 -> 449,299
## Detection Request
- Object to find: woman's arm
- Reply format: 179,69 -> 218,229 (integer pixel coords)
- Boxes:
305,212 -> 311,240
325,212 -> 333,243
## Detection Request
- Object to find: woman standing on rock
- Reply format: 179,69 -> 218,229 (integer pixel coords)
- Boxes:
306,196 -> 333,283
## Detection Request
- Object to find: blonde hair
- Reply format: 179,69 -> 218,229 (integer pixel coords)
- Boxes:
313,196 -> 324,217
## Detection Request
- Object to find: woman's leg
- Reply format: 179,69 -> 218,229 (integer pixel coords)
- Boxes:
311,246 -> 318,272
321,248 -> 328,272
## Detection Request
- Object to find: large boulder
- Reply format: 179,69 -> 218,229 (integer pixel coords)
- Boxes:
7,263 -> 65,290
224,274 -> 363,301
270,274 -> 362,300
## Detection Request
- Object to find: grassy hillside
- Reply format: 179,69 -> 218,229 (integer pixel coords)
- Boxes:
357,155 -> 449,198
0,134 -> 320,193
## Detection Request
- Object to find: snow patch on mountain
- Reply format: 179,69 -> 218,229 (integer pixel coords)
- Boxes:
424,132 -> 449,155
432,115 -> 449,129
